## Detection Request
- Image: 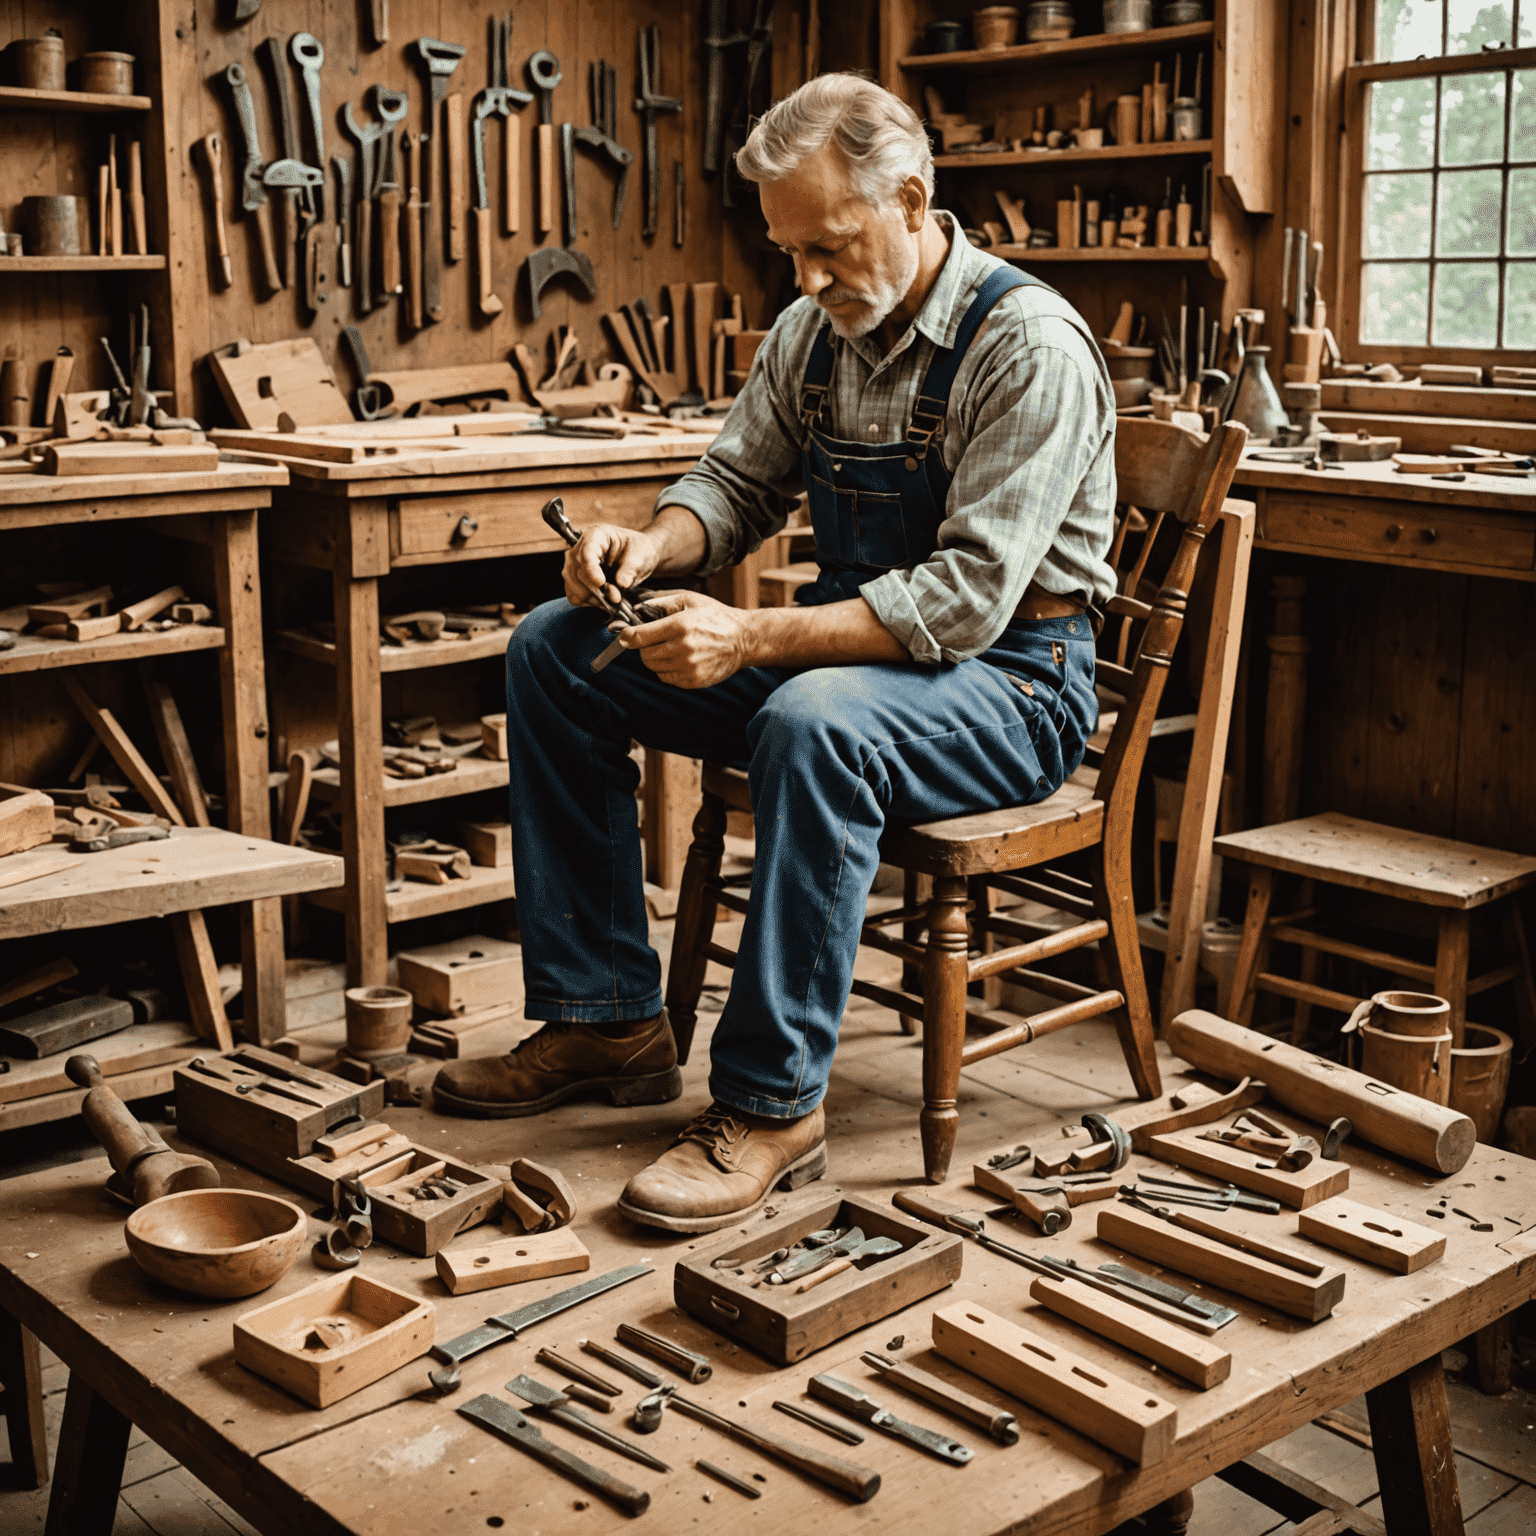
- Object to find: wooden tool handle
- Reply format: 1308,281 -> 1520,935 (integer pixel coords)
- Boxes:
521,1424 -> 648,1515
446,93 -> 466,262
407,195 -> 424,329
538,122 -> 554,235
65,1054 -> 163,1176
730,1421 -> 880,1502
504,115 -> 521,235
1014,1188 -> 1071,1234
797,1256 -> 852,1292
893,1188 -> 966,1228
878,1358 -> 1019,1443
252,202 -> 281,293
474,204 -> 503,317
204,137 -> 233,286
356,194 -> 375,311
378,190 -> 400,295
120,585 -> 184,631
128,141 -> 146,256
97,164 -> 109,256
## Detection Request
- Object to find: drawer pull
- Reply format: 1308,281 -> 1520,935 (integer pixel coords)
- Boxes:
1384,524 -> 1402,542
1420,528 -> 1438,543
454,515 -> 480,541
709,1297 -> 741,1320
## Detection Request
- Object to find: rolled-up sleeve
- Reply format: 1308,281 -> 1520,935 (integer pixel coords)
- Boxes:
860,335 -> 1107,665
653,325 -> 807,577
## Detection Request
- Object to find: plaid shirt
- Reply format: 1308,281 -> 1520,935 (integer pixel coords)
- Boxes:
657,211 -> 1119,665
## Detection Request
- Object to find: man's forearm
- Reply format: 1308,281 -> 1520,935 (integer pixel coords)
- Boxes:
645,506 -> 711,574
738,597 -> 908,670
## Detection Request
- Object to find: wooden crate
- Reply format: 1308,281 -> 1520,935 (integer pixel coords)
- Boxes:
674,1192 -> 963,1365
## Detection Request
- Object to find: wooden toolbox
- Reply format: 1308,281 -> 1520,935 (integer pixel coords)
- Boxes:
674,1192 -> 963,1365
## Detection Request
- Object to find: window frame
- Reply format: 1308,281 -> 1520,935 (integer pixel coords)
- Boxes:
1339,10 -> 1536,366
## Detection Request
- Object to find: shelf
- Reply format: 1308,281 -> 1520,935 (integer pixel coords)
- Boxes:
994,245 -> 1212,262
900,21 -> 1214,75
0,85 -> 153,113
308,753 -> 510,810
0,1021 -> 198,1123
0,623 -> 224,677
276,623 -> 517,673
0,256 -> 165,272
936,139 -> 1212,169
306,860 -> 518,924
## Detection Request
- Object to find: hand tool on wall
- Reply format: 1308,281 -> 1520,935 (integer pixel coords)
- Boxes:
446,89 -> 466,261
525,245 -> 597,320
331,155 -> 351,287
471,104 -> 503,316
222,63 -> 281,292
575,59 -> 632,230
459,1398 -> 650,1517
861,1352 -> 1019,1445
197,134 -> 233,287
369,0 -> 387,47
634,26 -> 681,240
290,33 -> 330,311
261,158 -> 326,311
560,121 -> 578,247
505,1377 -> 672,1472
404,131 -> 425,330
342,101 -> 384,312
373,87 -> 409,298
808,1374 -> 974,1464
722,0 -> 776,208
702,0 -> 735,173
412,37 -> 467,323
428,1263 -> 651,1391
256,37 -> 304,287
66,1053 -> 219,1206
528,49 -> 563,238
675,159 -> 685,246
474,15 -> 534,237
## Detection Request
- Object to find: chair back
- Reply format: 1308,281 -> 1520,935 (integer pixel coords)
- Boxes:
1094,418 -> 1248,844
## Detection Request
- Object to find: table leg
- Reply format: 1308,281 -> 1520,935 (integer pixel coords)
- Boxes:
0,1306 -> 48,1488
43,1373 -> 129,1536
1364,1353 -> 1465,1536
239,898 -> 288,1045
1472,1314 -> 1513,1396
1230,866 -> 1275,1028
1433,908 -> 1471,1051
211,508 -> 272,840
1139,1487 -> 1195,1535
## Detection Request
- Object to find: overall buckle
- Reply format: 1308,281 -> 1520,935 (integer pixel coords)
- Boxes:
906,393 -> 947,458
799,382 -> 831,432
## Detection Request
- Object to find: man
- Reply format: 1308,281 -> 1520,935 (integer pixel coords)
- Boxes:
434,73 -> 1117,1234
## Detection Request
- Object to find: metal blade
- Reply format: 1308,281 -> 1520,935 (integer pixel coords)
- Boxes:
506,1376 -> 671,1472
1097,1261 -> 1238,1325
808,1376 -> 972,1465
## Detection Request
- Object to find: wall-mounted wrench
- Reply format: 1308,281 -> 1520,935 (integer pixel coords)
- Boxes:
342,102 -> 384,312
331,155 -> 352,287
291,24 -> 332,310
528,49 -> 563,238
372,86 -> 409,302
221,63 -> 281,293
256,37 -> 305,287
412,37 -> 467,324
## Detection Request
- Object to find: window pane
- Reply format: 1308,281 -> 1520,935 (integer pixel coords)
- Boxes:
1374,0 -> 1443,61
1432,262 -> 1500,345
1510,168 -> 1536,254
1366,172 -> 1434,256
1363,262 -> 1430,343
1447,0 -> 1513,53
1505,263 -> 1536,346
1437,167 -> 1503,254
1441,72 -> 1507,164
1368,78 -> 1437,168
1515,71 -> 1535,160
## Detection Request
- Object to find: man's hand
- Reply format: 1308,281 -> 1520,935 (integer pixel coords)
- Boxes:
563,524 -> 663,613
616,591 -> 752,689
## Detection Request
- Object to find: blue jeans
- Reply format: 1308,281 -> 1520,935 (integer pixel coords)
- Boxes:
505,600 -> 1098,1119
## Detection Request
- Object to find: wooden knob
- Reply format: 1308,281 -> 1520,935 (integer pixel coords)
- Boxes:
66,1053 -> 104,1090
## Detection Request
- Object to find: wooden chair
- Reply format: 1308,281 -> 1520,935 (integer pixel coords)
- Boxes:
665,417 -> 1250,1181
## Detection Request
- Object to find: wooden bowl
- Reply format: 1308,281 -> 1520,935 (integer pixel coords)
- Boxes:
125,1189 -> 307,1299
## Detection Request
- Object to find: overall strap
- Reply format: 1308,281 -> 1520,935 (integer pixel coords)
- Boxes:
907,266 -> 1049,460
797,322 -> 836,439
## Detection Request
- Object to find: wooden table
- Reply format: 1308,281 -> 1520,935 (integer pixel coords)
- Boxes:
251,430 -> 710,989
0,463 -> 301,1089
3,1062 -> 1531,1536
0,828 -> 343,1132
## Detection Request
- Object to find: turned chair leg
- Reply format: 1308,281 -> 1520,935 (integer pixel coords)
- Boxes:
1093,857 -> 1162,1101
920,876 -> 971,1183
897,868 -> 924,1037
664,792 -> 727,1067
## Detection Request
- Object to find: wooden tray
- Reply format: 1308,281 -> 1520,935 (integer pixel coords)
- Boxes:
674,1192 -> 963,1365
234,1272 -> 434,1408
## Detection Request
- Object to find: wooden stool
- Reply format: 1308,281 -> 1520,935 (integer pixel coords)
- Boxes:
1216,811 -> 1536,1055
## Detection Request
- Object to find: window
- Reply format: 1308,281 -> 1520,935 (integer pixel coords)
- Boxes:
1345,1 -> 1536,358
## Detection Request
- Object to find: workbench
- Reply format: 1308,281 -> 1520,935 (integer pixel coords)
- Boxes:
256,431 -> 711,989
0,463 -> 311,1114
2,1038 -> 1530,1536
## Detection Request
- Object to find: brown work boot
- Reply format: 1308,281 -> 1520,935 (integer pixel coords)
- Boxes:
431,1011 -> 682,1118
617,1102 -> 827,1233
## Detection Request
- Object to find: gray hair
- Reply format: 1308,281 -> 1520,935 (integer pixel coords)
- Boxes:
735,74 -> 934,206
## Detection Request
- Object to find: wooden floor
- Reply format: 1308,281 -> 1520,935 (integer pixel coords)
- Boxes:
2,895 -> 1533,1533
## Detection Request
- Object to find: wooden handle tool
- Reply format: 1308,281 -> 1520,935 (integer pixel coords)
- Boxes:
861,1352 -> 1020,1444
538,121 -> 555,235
474,203 -> 502,316
404,132 -> 424,329
504,115 -> 521,235
119,585 -> 185,632
253,201 -> 282,294
201,135 -> 233,286
446,91 -> 466,261
972,1164 -> 1071,1233
127,141 -> 147,255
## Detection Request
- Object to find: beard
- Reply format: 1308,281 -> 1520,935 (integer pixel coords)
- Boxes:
817,229 -> 921,340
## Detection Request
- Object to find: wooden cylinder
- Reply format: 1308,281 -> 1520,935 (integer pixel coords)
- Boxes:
971,6 -> 1020,49
1114,95 -> 1140,147
0,354 -> 28,428
1449,1024 -> 1513,1143
1056,200 -> 1078,250
21,194 -> 88,255
79,51 -> 135,95
1261,576 -> 1309,825
344,985 -> 413,1060
1358,1020 -> 1453,1106
1166,1009 -> 1477,1173
1367,991 -> 1452,1038
13,33 -> 66,91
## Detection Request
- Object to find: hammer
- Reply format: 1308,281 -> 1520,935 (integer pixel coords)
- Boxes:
66,1054 -> 220,1206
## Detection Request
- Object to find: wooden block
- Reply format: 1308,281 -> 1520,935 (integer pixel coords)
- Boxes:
312,1121 -> 397,1162
1146,1128 -> 1350,1209
63,614 -> 123,642
42,443 -> 219,477
396,847 -> 471,884
0,784 -> 56,858
1297,1197 -> 1447,1274
434,1228 -> 590,1295
1027,1277 -> 1231,1389
207,338 -> 353,432
28,585 -> 113,624
932,1302 -> 1177,1465
234,1272 -> 435,1408
1418,363 -> 1482,386
396,936 -> 519,1016
480,714 -> 508,759
457,820 -> 511,868
1096,1206 -> 1346,1322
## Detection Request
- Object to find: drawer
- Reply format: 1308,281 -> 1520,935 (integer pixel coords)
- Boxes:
1257,493 -> 1536,573
391,480 -> 666,564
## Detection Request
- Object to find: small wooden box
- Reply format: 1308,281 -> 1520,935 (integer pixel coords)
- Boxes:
457,821 -> 512,868
396,936 -> 519,1016
234,1272 -> 434,1408
674,1192 -> 963,1365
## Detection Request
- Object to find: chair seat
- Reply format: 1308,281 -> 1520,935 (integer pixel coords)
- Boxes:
1213,812 -> 1536,911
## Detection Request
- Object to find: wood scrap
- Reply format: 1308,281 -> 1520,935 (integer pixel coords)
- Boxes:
42,442 -> 218,477
207,338 -> 354,431
395,842 -> 471,883
28,587 -> 113,626
61,676 -> 185,826
0,785 -> 57,858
